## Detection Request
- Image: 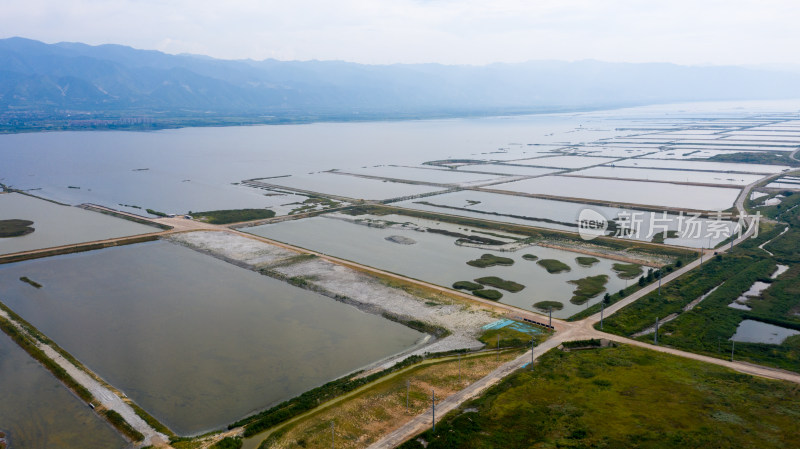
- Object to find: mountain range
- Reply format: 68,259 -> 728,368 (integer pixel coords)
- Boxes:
2,37 -> 800,130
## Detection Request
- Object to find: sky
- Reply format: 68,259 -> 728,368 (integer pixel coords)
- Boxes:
2,0 -> 799,66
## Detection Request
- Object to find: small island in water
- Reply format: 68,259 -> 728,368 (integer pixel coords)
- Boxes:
0,219 -> 35,238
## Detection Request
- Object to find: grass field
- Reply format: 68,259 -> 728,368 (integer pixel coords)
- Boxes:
601,217 -> 800,373
400,345 -> 800,449
192,208 -> 276,224
254,350 -> 524,449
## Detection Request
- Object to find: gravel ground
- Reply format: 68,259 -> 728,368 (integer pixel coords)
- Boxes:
167,231 -> 497,364
168,231 -> 299,268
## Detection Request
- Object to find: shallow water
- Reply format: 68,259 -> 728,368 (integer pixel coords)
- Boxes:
730,320 -> 800,345
571,166 -> 765,186
0,330 -> 126,448
338,165 -> 509,186
246,214 -> 631,318
394,190 -> 735,248
263,172 -> 447,200
0,241 -> 423,435
0,193 -> 157,255
613,159 -> 789,174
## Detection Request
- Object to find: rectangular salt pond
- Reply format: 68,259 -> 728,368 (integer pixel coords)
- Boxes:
570,166 -> 765,186
394,190 -> 735,248
667,145 -> 795,152
456,164 -> 562,177
765,182 -> 800,190
0,331 -> 126,449
257,172 -> 446,200
509,155 -> 620,169
0,193 -> 158,255
613,159 -> 790,174
336,165 -> 510,186
640,149 -> 739,160
0,241 -> 423,435
245,214 -> 630,319
488,176 -> 741,211
572,146 -> 661,158
730,320 -> 800,345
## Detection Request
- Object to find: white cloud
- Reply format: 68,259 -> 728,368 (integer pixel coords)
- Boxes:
2,0 -> 798,65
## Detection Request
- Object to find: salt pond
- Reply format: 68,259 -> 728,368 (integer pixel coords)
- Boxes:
256,172 -> 447,200
395,190 -> 735,248
0,193 -> 157,255
0,241 -> 423,435
246,214 -> 630,318
337,165 -> 509,186
613,159 -> 790,174
488,175 -> 742,210
571,166 -> 765,186
0,331 -> 126,448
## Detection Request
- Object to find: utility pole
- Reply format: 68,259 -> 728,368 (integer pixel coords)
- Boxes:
658,273 -> 662,295
432,390 -> 436,432
654,316 -> 659,345
530,339 -> 534,369
600,301 -> 604,330
406,379 -> 410,413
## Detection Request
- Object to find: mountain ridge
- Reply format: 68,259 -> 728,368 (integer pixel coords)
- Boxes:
2,37 -> 800,131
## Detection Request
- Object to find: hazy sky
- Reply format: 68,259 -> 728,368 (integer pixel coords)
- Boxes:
3,0 -> 798,65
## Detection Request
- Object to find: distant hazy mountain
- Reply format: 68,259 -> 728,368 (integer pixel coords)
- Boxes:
2,36 -> 800,130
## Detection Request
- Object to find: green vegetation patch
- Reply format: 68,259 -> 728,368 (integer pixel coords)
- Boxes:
145,208 -> 168,217
601,220 -> 800,373
700,151 -> 800,167
400,345 -> 800,449
0,219 -> 34,238
568,274 -> 608,305
612,262 -> 643,279
103,410 -> 144,442
473,289 -> 503,301
521,254 -> 538,261
474,276 -> 525,293
536,259 -> 571,274
210,437 -> 243,449
18,276 -> 42,289
479,326 -> 546,348
192,208 -> 276,224
288,197 -> 341,215
452,281 -> 483,291
533,301 -> 563,312
466,253 -> 515,268
575,256 -> 599,267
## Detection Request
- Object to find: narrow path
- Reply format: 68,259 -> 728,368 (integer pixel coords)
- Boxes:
0,309 -> 169,447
